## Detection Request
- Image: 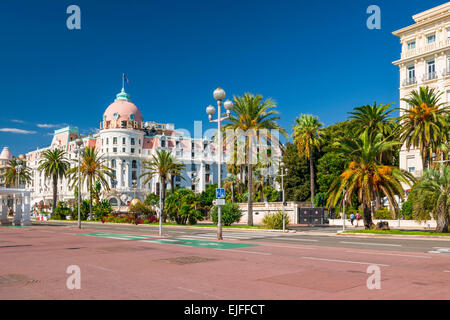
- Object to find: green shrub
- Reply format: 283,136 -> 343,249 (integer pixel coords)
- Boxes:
313,193 -> 327,207
374,209 -> 392,220
262,211 -> 290,230
210,202 -> 243,226
263,186 -> 280,202
401,199 -> 413,220
53,201 -> 71,220
72,200 -> 90,221
166,188 -> 203,225
144,193 -> 160,206
93,200 -> 113,221
345,208 -> 361,216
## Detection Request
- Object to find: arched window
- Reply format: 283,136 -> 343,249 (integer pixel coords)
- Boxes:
109,198 -> 118,207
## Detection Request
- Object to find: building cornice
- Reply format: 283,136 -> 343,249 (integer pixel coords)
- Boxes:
393,2 -> 450,37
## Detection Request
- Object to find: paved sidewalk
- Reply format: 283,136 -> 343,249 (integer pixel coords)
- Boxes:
1,224 -> 450,299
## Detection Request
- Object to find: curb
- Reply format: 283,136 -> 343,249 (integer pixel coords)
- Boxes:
31,219 -> 297,233
336,231 -> 450,241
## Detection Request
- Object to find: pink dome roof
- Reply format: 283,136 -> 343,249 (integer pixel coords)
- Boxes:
103,89 -> 143,124
0,147 -> 13,161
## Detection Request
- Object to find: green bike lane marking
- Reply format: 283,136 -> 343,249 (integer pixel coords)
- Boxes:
141,238 -> 260,250
1,226 -> 32,228
77,232 -> 260,250
77,232 -> 159,240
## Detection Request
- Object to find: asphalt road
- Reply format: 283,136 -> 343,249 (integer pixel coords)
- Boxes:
33,221 -> 450,254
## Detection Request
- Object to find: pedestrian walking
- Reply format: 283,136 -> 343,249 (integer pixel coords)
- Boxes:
355,212 -> 361,227
350,213 -> 355,226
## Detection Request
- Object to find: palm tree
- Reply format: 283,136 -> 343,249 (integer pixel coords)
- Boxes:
348,102 -> 399,209
223,93 -> 287,226
66,146 -> 113,216
292,114 -> 323,202
348,102 -> 396,137
327,130 -> 415,229
140,150 -> 180,222
223,174 -> 239,202
169,162 -> 185,194
38,149 -> 70,215
399,86 -> 449,171
253,168 -> 265,202
3,158 -> 32,188
410,167 -> 449,233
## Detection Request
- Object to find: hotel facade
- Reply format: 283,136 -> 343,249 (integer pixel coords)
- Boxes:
393,2 -> 450,178
17,87 -> 280,210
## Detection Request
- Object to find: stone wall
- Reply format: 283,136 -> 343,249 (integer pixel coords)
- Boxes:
237,201 -> 313,225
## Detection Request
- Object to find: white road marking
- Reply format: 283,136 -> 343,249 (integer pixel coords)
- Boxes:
263,244 -> 315,250
217,249 -> 272,255
301,256 -> 389,267
104,237 -> 131,240
177,287 -> 222,299
340,241 -> 401,247
429,248 -> 450,254
345,250 -> 431,259
273,238 -> 319,242
444,270 -> 450,273
87,264 -> 114,272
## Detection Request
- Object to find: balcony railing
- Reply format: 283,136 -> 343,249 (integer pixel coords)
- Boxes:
442,68 -> 450,77
402,77 -> 417,86
401,39 -> 450,59
422,72 -> 437,82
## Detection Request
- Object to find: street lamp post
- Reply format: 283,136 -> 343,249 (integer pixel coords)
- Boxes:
158,176 -> 162,237
206,87 -> 233,241
15,162 -> 23,188
279,162 -> 287,232
75,138 -> 84,229
342,189 -> 346,232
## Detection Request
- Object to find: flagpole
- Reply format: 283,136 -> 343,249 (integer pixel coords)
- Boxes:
122,73 -> 125,90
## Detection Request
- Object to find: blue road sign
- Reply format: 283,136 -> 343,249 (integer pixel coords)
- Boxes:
216,188 -> 225,199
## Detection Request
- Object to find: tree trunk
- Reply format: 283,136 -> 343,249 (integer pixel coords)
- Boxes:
421,143 -> 428,173
436,204 -> 449,233
52,175 -> 58,216
170,175 -> 175,194
309,150 -> 315,203
231,184 -> 235,202
162,179 -> 167,222
375,192 -> 382,211
363,202 -> 374,230
247,162 -> 253,226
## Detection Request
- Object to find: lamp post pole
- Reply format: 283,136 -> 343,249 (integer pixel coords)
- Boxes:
279,162 -> 287,232
159,176 -> 162,237
342,189 -> 346,232
16,164 -> 23,188
75,139 -> 84,229
206,88 -> 234,241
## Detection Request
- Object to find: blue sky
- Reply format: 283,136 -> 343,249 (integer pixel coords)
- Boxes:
0,0 -> 446,155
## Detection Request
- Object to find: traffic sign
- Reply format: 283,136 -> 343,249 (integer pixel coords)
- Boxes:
215,199 -> 225,206
216,188 -> 225,199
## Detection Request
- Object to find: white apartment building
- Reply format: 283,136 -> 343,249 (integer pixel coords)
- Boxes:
393,2 -> 450,179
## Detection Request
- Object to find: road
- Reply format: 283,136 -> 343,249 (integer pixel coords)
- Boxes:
35,220 -> 450,254
0,222 -> 449,299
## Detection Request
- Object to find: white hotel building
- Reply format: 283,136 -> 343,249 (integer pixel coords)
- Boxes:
23,87 -> 227,209
393,2 -> 450,179
21,87 -> 281,210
